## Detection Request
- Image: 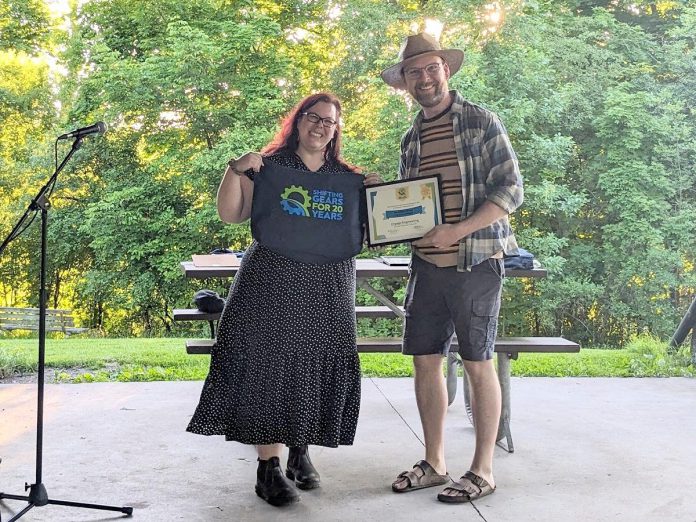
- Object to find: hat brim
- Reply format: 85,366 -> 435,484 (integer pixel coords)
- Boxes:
380,49 -> 464,90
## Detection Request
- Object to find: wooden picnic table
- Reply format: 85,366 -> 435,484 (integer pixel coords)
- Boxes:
180,258 -> 547,280
178,256 -> 573,452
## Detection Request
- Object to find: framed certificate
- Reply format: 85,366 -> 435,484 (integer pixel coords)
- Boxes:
364,175 -> 444,247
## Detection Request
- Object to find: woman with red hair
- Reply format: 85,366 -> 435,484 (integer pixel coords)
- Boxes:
188,93 -> 381,507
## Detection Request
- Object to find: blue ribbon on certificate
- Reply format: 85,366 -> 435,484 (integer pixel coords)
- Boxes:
383,205 -> 425,219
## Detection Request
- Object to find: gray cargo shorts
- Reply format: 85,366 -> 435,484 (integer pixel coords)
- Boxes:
402,254 -> 504,361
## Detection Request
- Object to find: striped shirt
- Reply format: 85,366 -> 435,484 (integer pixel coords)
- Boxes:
399,91 -> 524,271
414,108 -> 462,266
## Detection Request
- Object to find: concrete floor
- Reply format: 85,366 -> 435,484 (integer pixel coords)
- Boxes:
1,377 -> 695,521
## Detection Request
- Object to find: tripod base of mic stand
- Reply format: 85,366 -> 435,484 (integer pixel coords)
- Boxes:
0,483 -> 133,521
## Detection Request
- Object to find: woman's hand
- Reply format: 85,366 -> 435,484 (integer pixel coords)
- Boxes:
230,152 -> 264,173
363,173 -> 383,186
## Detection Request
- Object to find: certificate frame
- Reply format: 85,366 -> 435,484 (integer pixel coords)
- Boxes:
364,174 -> 444,247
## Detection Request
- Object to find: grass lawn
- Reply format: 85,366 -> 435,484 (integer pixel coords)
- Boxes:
1,336 -> 691,382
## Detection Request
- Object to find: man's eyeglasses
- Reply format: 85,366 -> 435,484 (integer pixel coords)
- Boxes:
403,62 -> 444,80
301,112 -> 338,128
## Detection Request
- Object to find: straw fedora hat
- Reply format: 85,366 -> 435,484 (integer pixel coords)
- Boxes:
381,32 -> 464,90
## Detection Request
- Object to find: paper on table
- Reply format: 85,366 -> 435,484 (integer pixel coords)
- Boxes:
379,256 -> 411,266
192,254 -> 241,267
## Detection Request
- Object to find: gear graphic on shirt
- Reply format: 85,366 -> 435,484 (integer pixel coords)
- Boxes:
280,185 -> 311,217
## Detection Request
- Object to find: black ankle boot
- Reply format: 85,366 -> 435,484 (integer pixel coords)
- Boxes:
286,445 -> 321,490
255,457 -> 300,507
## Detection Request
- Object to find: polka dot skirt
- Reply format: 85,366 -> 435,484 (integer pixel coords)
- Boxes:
187,152 -> 361,447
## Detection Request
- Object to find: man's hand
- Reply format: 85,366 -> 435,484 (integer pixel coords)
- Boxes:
413,201 -> 509,249
412,223 -> 463,249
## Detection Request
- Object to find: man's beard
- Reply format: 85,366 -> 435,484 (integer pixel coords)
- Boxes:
413,79 -> 446,108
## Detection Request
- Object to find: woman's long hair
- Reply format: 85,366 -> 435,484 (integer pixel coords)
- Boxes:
262,92 -> 358,172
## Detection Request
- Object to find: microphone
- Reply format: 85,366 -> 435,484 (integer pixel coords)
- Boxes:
57,121 -> 107,140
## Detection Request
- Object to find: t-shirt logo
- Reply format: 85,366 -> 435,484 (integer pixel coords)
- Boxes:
280,185 -> 311,216
280,184 -> 345,221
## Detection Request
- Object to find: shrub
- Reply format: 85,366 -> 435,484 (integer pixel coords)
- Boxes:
626,334 -> 694,377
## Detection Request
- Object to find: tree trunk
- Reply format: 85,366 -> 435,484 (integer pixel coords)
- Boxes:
90,300 -> 104,329
97,301 -> 104,329
53,270 -> 60,309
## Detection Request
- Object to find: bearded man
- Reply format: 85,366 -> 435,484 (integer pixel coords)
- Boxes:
381,32 -> 524,503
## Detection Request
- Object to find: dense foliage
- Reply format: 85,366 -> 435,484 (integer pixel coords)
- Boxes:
1,0 -> 694,346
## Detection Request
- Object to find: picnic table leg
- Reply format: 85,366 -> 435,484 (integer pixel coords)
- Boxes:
462,368 -> 474,425
356,280 -> 405,318
496,352 -> 514,453
446,352 -> 459,406
457,352 -> 515,453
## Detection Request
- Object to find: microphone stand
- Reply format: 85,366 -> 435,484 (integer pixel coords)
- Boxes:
0,137 -> 132,520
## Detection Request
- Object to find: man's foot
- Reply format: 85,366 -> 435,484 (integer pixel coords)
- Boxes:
392,460 -> 450,493
437,471 -> 495,503
255,457 -> 300,507
286,445 -> 321,490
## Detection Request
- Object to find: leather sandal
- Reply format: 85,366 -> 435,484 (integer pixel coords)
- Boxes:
437,471 -> 496,503
255,457 -> 300,507
286,445 -> 321,490
392,460 -> 451,493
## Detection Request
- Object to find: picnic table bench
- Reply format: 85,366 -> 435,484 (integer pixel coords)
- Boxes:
177,258 -> 580,452
0,307 -> 88,335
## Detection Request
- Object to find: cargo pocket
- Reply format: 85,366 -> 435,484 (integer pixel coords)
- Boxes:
468,299 -> 500,352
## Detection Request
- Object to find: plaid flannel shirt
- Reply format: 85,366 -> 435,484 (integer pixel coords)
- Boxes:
399,91 -> 524,271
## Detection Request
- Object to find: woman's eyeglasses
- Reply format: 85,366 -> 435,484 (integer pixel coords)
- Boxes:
301,112 -> 338,128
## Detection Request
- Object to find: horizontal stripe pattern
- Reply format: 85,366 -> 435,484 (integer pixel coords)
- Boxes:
399,90 -> 524,271
414,110 -> 462,266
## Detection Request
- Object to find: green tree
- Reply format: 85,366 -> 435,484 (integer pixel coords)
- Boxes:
1,0 -> 693,345
0,1 -> 58,309
57,0 -> 294,332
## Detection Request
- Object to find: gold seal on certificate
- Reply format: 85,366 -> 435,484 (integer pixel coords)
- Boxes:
365,175 -> 444,246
